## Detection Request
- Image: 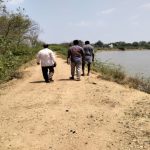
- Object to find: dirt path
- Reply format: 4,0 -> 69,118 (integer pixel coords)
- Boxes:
0,56 -> 149,150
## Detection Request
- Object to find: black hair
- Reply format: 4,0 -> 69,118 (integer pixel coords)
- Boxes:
85,41 -> 90,45
43,44 -> 49,48
73,40 -> 79,45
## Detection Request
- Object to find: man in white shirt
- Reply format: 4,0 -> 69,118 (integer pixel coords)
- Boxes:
37,44 -> 56,83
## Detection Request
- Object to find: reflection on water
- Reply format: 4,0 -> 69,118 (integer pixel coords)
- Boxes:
95,50 -> 150,78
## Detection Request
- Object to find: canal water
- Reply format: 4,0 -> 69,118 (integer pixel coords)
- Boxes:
95,50 -> 150,78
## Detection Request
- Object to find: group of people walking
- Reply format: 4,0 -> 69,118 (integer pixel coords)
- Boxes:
36,40 -> 94,83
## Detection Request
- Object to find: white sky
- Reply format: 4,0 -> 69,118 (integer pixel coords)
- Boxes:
6,0 -> 150,44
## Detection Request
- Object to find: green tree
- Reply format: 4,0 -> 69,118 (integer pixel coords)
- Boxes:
0,8 -> 40,52
132,42 -> 139,48
94,40 -> 104,47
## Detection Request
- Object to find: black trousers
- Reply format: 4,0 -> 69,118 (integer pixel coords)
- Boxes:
42,66 -> 54,82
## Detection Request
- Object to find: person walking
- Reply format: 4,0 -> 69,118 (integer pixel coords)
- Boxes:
36,44 -> 56,83
67,40 -> 84,81
82,41 -> 94,76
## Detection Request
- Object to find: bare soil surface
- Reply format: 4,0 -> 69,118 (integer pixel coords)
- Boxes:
0,56 -> 149,150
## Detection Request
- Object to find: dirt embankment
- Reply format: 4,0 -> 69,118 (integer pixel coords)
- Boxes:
0,56 -> 149,150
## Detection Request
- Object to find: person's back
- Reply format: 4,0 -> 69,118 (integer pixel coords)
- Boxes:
69,45 -> 83,63
38,48 -> 55,67
67,40 -> 84,81
82,41 -> 94,76
37,44 -> 56,83
83,44 -> 94,57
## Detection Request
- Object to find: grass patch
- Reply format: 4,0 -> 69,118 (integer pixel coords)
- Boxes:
0,45 -> 41,83
92,61 -> 150,93
127,76 -> 150,93
92,61 -> 125,83
49,44 -> 68,59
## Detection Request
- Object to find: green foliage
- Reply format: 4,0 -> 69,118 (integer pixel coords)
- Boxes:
49,44 -> 68,58
0,7 -> 39,53
94,40 -> 150,50
94,40 -> 104,47
92,61 -> 125,82
127,76 -> 150,94
0,2 -> 41,83
92,61 -> 150,94
0,44 -> 41,83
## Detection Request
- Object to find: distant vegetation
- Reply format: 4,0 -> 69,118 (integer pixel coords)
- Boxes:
0,1 -> 42,83
94,40 -> 150,50
52,40 -> 150,51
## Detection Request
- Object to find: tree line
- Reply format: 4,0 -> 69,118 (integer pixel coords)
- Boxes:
60,40 -> 150,50
94,40 -> 150,50
0,0 -> 42,83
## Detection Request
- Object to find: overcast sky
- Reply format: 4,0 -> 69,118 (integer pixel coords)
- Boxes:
6,0 -> 150,44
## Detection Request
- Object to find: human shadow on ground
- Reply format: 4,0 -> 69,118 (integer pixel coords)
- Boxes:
30,80 -> 45,83
58,79 -> 75,81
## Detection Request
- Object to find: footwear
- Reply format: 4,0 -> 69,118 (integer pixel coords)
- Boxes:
49,78 -> 54,82
81,73 -> 85,76
69,77 -> 74,80
76,78 -> 81,81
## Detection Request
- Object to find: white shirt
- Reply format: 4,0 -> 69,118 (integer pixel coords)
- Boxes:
36,48 -> 56,67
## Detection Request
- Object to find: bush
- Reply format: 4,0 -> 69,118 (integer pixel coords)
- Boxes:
92,61 -> 125,82
49,44 -> 68,58
0,44 -> 41,83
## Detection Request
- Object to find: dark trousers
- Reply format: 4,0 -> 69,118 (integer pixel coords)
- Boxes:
42,66 -> 54,82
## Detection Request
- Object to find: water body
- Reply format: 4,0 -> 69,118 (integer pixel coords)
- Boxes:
95,50 -> 150,78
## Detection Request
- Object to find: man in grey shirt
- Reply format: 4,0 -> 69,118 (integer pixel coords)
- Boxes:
82,41 -> 94,76
67,40 -> 84,81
